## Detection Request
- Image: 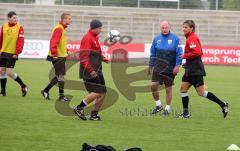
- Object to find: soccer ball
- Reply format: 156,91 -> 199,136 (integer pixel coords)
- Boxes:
108,30 -> 121,42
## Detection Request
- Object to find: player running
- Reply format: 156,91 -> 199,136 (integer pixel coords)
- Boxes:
179,20 -> 228,118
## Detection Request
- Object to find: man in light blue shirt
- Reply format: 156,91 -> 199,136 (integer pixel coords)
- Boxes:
148,20 -> 183,115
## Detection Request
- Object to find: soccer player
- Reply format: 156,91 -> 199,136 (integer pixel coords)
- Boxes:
179,20 -> 228,118
0,11 -> 27,97
41,13 -> 71,101
74,19 -> 108,121
148,20 -> 183,115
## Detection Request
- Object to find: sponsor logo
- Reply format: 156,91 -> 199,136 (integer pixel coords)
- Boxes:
24,41 -> 44,51
190,42 -> 196,48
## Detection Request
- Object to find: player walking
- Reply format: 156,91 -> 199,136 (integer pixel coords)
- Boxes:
0,11 -> 27,97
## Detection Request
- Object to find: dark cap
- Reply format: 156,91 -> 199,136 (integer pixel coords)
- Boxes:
90,19 -> 102,29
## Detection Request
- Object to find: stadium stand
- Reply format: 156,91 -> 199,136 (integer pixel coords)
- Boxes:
0,3 -> 240,46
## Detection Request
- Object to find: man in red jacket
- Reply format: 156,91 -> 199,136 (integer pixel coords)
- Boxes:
0,11 -> 27,97
74,19 -> 108,121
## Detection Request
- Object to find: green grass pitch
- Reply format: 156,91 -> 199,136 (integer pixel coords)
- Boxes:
0,60 -> 239,151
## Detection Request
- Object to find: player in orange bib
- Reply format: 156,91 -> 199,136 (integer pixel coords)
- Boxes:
0,11 -> 27,97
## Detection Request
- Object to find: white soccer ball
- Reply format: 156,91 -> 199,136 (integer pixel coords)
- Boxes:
108,30 -> 121,42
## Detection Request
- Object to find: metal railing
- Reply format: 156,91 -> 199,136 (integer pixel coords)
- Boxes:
0,0 -> 239,11
0,3 -> 240,45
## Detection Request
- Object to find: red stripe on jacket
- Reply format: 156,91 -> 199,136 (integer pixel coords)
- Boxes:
16,26 -> 24,55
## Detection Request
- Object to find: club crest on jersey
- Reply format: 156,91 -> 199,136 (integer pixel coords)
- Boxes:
190,42 -> 196,48
168,39 -> 173,45
7,29 -> 13,35
157,40 -> 161,45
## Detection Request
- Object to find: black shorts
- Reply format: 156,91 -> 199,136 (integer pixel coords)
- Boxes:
152,72 -> 175,87
182,75 -> 204,88
48,56 -> 66,76
0,52 -> 17,68
83,74 -> 107,93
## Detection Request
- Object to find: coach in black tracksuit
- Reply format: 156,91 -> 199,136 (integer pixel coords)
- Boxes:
179,20 -> 229,118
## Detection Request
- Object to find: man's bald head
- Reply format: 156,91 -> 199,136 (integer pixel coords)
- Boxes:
160,20 -> 171,35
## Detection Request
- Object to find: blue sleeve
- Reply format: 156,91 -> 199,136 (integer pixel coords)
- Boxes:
175,37 -> 183,66
149,38 -> 156,68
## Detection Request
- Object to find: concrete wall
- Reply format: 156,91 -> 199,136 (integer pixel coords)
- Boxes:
0,3 -> 240,46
